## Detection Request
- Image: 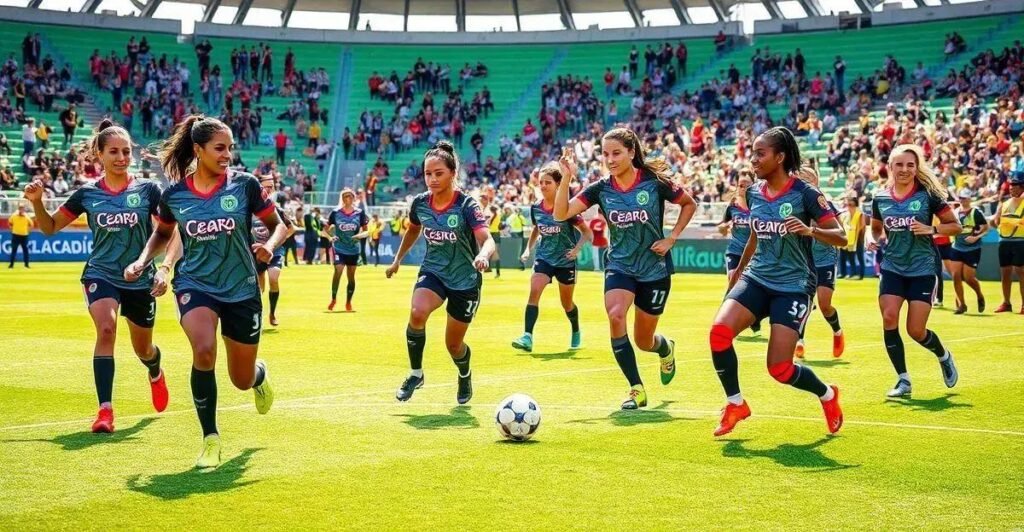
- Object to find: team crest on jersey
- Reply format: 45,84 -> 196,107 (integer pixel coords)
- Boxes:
778,203 -> 793,217
909,200 -> 922,212
126,193 -> 141,208
179,293 -> 191,305
221,195 -> 239,212
88,283 -> 97,294
817,195 -> 828,211
447,214 -> 459,228
636,190 -> 650,206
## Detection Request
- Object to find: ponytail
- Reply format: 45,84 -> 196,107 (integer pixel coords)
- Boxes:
157,115 -> 229,182
757,127 -> 802,174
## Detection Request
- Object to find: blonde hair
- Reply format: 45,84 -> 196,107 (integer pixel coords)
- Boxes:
888,144 -> 948,200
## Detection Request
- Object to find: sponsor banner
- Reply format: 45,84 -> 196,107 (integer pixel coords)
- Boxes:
0,231 -> 94,261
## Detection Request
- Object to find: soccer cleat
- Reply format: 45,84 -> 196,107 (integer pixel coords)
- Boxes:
713,400 -> 751,437
569,331 -> 582,351
794,340 -> 805,359
939,351 -> 959,388
327,299 -> 337,311
932,300 -> 943,308
91,408 -> 114,433
269,314 -> 279,326
456,371 -> 473,404
512,333 -> 534,353
887,379 -> 912,398
253,360 -> 274,414
977,297 -> 985,313
621,385 -> 647,410
820,385 -> 843,434
150,370 -> 169,413
659,339 -> 676,385
195,434 -> 222,469
396,374 -> 424,401
995,302 -> 1012,313
345,302 -> 353,312
953,305 -> 967,315
832,332 -> 845,358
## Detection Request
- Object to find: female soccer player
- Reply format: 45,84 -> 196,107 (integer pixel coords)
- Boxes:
869,144 -> 961,399
386,141 -> 495,405
512,162 -> 592,353
950,190 -> 988,314
252,174 -> 295,326
708,127 -> 846,437
325,189 -> 368,311
992,175 -> 1024,313
717,168 -> 761,335
554,127 -> 697,410
24,119 -> 178,433
126,115 -> 286,469
794,161 -> 845,359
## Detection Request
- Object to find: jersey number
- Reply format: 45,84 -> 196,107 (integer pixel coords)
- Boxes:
466,300 -> 479,317
789,301 -> 808,319
650,290 -> 667,306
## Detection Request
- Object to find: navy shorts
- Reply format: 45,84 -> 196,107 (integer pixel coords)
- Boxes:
950,248 -> 982,269
726,276 -> 811,332
334,253 -> 359,266
999,240 -> 1024,267
816,264 -> 837,290
879,271 -> 937,304
175,290 -> 263,345
534,259 -> 577,285
936,242 -> 953,261
255,254 -> 284,274
725,253 -> 741,272
604,270 -> 671,316
415,271 -> 482,324
82,278 -> 156,328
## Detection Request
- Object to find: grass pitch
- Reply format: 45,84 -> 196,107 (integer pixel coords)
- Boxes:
1,263 -> 1022,529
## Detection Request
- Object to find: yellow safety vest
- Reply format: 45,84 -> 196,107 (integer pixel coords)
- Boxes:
998,198 -> 1024,240
841,208 -> 861,251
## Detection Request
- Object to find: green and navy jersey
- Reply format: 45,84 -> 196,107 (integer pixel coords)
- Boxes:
60,177 -> 161,290
530,202 -> 583,269
327,207 -> 368,256
722,202 -> 751,257
575,168 -> 688,282
871,185 -> 951,277
252,206 -> 294,258
812,199 -> 840,267
157,170 -> 275,302
409,190 -> 488,292
953,207 -> 987,252
744,178 -> 836,295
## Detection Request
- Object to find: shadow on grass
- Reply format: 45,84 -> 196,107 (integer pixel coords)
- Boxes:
516,350 -> 591,362
567,401 -> 695,427
394,406 -> 479,430
495,438 -> 542,445
262,328 -> 278,335
802,359 -> 851,369
126,448 -> 262,500
5,417 -> 157,451
720,437 -> 858,471
736,335 -> 768,344
887,393 -> 972,412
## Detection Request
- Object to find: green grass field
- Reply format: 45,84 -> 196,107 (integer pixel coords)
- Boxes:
1,263 -> 1022,529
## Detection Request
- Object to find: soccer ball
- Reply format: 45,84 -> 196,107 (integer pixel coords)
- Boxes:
495,393 -> 541,441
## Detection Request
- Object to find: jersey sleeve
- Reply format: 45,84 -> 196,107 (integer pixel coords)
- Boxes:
871,198 -> 882,221
359,210 -> 369,227
722,205 -> 733,224
58,187 -> 86,219
801,185 -> 835,223
656,178 -> 687,204
147,181 -> 162,217
246,176 -> 275,219
463,196 -> 488,231
408,198 -> 421,226
574,180 -> 603,208
929,192 -> 952,217
972,209 -> 987,228
156,187 -> 176,225
529,205 -> 536,225
276,207 -> 294,228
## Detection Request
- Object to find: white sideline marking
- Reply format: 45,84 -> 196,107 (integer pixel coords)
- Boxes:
1,331 -> 1021,434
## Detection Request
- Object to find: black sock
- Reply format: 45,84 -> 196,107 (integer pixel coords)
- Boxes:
407,325 -> 425,370
139,345 -> 161,379
712,346 -> 741,397
452,344 -> 471,377
190,367 -> 218,437
650,334 -> 672,358
787,364 -> 829,396
798,325 -> 805,340
331,274 -> 340,300
824,310 -> 841,333
346,281 -> 355,304
524,304 -> 539,334
253,362 -> 266,388
269,290 -> 279,315
612,335 -> 642,386
495,259 -> 501,273
565,305 -> 580,333
916,329 -> 948,359
936,273 -> 944,302
884,328 -> 907,375
93,356 -> 114,406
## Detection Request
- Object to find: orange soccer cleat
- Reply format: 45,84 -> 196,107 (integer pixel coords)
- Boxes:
833,331 -> 845,358
821,385 -> 843,434
91,408 -> 114,433
150,370 -> 169,413
713,400 -> 751,437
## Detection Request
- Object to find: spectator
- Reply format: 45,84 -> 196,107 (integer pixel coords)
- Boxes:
21,118 -> 35,155
308,120 -> 321,148
470,128 -> 484,163
589,213 -> 607,271
7,202 -> 32,268
274,128 -> 288,165
59,103 -> 78,148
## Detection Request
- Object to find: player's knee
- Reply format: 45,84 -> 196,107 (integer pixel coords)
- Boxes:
881,308 -> 900,327
607,306 -> 627,328
409,307 -> 430,327
709,323 -> 735,352
192,346 -> 216,369
95,321 -> 117,344
768,360 -> 795,384
906,325 -> 927,342
229,370 -> 253,391
445,340 -> 464,357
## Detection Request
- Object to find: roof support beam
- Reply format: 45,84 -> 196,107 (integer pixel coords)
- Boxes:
80,0 -> 102,13
706,0 -> 728,21
555,0 -> 575,30
455,0 -> 466,31
623,0 -> 643,27
140,0 -> 161,17
911,0 -> 926,6
27,0 -> 42,6
667,0 -> 692,24
201,0 -> 220,22
796,0 -> 824,16
511,0 -> 522,30
348,0 -> 361,30
402,0 -> 410,31
851,0 -> 873,13
232,0 -> 253,25
761,0 -> 783,19
281,0 -> 297,27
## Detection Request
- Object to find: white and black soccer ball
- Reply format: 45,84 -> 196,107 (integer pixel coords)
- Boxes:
495,393 -> 541,441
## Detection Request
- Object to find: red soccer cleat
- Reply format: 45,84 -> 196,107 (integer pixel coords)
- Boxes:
994,302 -> 1012,313
821,385 -> 843,434
150,370 -> 169,413
345,302 -> 353,312
327,299 -> 337,311
91,408 -> 114,433
714,401 -> 751,437
833,332 -> 845,358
